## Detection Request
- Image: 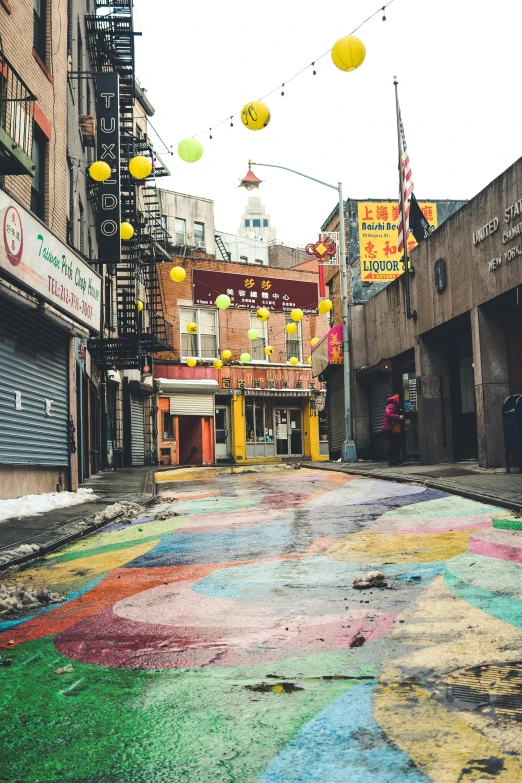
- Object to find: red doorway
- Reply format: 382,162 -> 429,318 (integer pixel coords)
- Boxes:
178,416 -> 203,465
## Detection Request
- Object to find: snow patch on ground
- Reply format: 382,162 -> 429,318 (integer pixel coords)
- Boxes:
0,488 -> 98,524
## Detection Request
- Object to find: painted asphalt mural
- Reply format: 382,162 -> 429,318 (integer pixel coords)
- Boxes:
1,465 -> 522,782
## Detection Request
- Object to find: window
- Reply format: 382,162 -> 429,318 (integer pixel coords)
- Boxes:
163,412 -> 175,440
246,399 -> 274,444
285,314 -> 302,362
175,218 -> 186,245
79,197 -> 85,255
194,221 -> 205,246
250,313 -> 267,361
244,219 -> 250,228
33,0 -> 46,60
77,25 -> 84,115
263,219 -> 268,228
253,219 -> 261,228
31,125 -> 46,220
180,308 -> 218,359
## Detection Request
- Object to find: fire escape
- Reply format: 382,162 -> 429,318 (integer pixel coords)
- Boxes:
85,0 -> 171,369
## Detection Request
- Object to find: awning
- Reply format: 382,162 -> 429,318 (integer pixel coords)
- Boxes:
157,378 -> 219,394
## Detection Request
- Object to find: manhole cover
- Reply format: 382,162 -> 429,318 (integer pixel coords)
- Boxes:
435,662 -> 522,721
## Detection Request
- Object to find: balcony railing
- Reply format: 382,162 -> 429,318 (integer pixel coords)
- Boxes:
0,52 -> 36,177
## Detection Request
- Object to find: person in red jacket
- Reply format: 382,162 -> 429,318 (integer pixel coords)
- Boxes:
382,394 -> 404,466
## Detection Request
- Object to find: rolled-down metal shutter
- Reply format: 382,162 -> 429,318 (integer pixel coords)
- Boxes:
369,375 -> 393,434
130,395 -> 145,466
0,299 -> 69,465
170,394 -> 214,416
327,365 -> 345,454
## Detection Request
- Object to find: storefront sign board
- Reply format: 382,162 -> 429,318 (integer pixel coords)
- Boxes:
192,269 -> 318,313
0,190 -> 101,331
358,201 -> 438,281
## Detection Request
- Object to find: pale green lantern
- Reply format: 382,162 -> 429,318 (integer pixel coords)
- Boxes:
247,328 -> 258,341
178,138 -> 203,163
215,294 -> 231,309
240,352 -> 251,363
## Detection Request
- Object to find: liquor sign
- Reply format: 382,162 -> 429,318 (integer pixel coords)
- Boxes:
358,200 -> 438,281
96,72 -> 121,263
0,191 -> 101,330
192,269 -> 318,313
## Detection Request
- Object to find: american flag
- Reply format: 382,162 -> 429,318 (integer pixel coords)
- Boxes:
397,105 -> 414,253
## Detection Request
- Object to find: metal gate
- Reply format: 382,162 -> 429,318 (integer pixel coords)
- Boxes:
369,375 -> 393,434
327,365 -> 345,457
130,395 -> 145,465
0,299 -> 69,465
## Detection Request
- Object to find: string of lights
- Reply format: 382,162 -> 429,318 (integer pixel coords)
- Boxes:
187,0 -> 396,144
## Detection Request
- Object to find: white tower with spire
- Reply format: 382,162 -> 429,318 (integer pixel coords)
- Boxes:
238,196 -> 276,243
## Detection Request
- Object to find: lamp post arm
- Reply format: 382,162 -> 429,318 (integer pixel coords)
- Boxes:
248,160 -> 338,192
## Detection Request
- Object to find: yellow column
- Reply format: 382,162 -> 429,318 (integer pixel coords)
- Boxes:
303,400 -> 325,461
231,393 -> 246,463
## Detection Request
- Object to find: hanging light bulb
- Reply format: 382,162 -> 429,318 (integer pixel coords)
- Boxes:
312,62 -> 316,75
209,128 -> 213,139
230,116 -> 234,127
281,83 -> 285,96
382,6 -> 386,21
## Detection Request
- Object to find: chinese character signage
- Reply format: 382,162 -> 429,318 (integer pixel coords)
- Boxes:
96,72 -> 121,263
358,201 -> 438,281
192,269 -> 318,313
310,326 -> 343,376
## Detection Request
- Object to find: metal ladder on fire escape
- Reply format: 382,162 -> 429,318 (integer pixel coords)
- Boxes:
215,233 -> 232,261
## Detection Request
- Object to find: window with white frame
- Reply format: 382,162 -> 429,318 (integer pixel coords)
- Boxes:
194,222 -> 205,247
250,313 -> 268,361
285,314 -> 302,362
175,218 -> 186,246
180,308 -> 218,359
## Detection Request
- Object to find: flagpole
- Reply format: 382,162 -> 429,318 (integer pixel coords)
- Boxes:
393,76 -> 416,321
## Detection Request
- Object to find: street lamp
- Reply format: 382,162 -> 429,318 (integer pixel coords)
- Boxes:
239,160 -> 357,462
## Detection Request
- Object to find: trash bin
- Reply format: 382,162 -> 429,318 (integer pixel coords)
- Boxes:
502,394 -> 522,473
113,447 -> 123,469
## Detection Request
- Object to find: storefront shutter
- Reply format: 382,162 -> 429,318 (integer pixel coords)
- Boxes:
369,375 -> 393,434
169,394 -> 214,416
327,365 -> 345,454
130,395 -> 145,466
0,299 -> 69,465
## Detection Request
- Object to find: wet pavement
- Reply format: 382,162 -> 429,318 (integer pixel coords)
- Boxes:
1,464 -> 522,782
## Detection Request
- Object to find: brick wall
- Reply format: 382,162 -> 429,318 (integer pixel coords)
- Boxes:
156,257 -> 330,364
268,243 -> 309,269
0,0 -> 68,240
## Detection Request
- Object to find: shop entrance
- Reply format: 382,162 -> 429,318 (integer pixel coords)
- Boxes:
215,405 -> 231,461
178,416 -> 203,465
275,408 -> 303,456
450,328 -> 478,460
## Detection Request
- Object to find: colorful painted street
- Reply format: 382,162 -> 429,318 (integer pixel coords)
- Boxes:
2,465 -> 522,782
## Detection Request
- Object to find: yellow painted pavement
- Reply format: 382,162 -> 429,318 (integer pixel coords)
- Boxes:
327,529 -> 473,563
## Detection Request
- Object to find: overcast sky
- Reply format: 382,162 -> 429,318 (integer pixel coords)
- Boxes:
133,0 -> 522,246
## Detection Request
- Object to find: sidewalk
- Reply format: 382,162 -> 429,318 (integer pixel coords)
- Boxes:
0,466 -> 156,567
303,460 -> 522,510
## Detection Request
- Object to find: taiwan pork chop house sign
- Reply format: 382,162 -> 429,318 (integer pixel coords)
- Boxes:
192,269 -> 318,313
0,191 -> 101,331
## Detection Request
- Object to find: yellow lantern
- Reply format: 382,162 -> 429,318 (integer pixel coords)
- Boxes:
170,266 -> 186,283
89,160 -> 111,182
290,308 -> 304,322
264,346 -> 274,356
120,222 -> 134,240
178,138 -> 203,163
289,357 -> 299,366
311,337 -> 320,347
286,322 -> 297,334
187,357 -> 197,367
240,352 -> 251,363
307,357 -> 312,365
186,322 -> 198,334
222,349 -> 232,360
256,307 -> 270,321
331,35 -> 366,72
318,299 -> 333,314
128,155 -> 152,179
134,299 -> 144,311
241,100 -> 271,131
213,359 -> 223,370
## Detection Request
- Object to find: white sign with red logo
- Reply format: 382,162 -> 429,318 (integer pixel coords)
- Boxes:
0,191 -> 101,331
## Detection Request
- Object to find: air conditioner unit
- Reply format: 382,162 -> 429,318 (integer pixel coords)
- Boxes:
196,241 -> 206,250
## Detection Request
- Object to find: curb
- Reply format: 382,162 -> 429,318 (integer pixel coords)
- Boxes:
302,462 -> 522,512
0,469 -> 157,573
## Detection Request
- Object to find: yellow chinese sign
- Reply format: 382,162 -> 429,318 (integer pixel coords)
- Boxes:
358,201 -> 438,281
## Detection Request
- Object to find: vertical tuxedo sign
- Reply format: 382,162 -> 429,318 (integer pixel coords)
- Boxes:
96,72 -> 121,263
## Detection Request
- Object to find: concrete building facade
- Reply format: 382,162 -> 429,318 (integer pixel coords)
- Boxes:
238,196 -> 276,243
